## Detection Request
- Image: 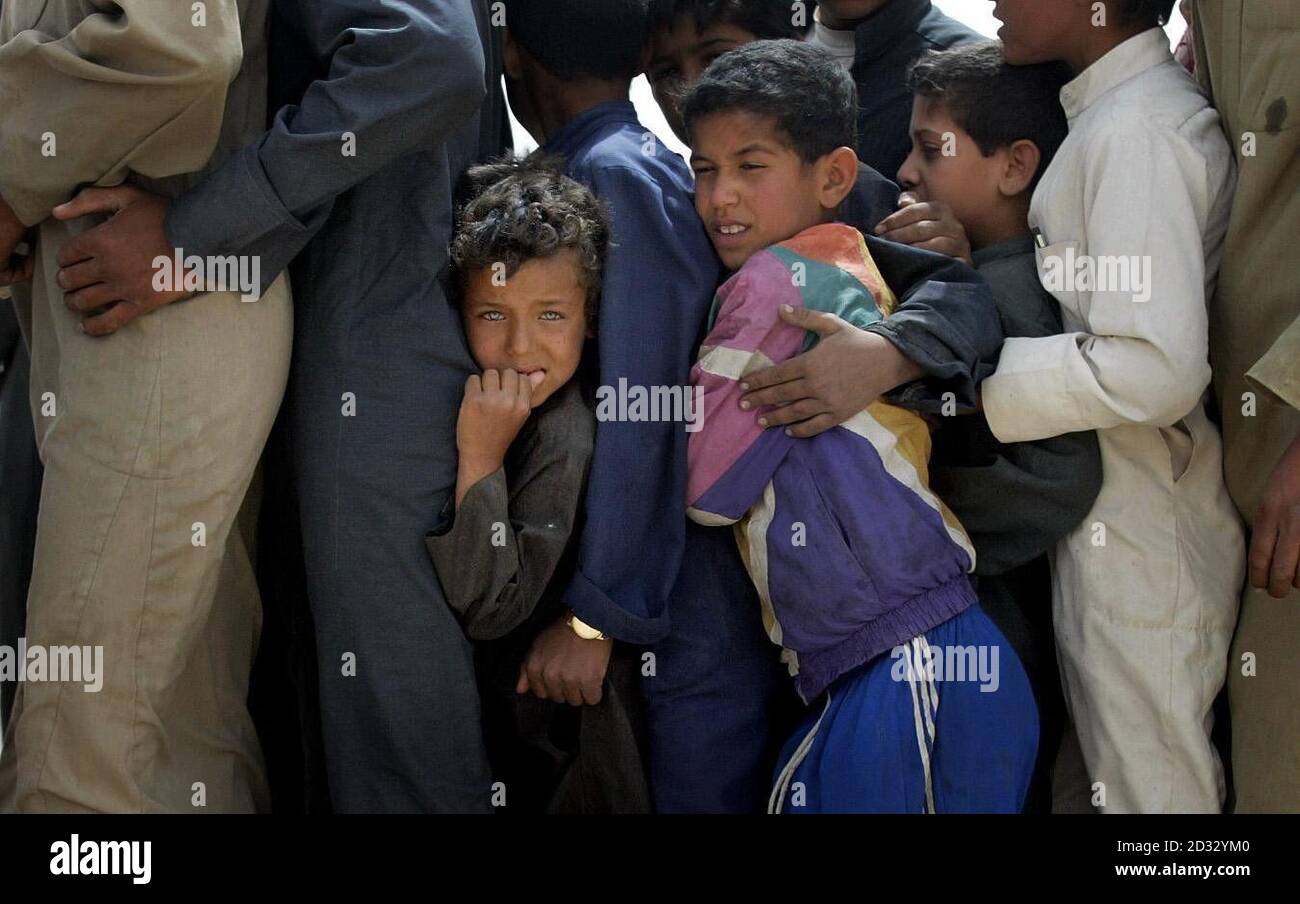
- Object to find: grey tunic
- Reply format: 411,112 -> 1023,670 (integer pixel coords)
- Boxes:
427,379 -> 650,814
427,380 -> 595,641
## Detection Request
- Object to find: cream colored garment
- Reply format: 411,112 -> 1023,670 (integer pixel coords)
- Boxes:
0,0 -> 289,812
1195,0 -> 1300,813
983,29 -> 1245,813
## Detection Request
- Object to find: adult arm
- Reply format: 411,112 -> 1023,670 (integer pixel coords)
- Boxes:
164,0 -> 488,287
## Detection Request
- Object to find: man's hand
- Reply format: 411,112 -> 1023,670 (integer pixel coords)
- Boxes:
875,192 -> 973,266
0,195 -> 34,287
516,615 -> 613,706
52,185 -> 188,337
739,305 -> 925,437
1249,433 -> 1300,599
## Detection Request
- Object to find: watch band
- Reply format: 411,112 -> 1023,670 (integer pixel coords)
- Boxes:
566,612 -> 610,641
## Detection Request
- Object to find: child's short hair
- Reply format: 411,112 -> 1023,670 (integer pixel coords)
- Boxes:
650,0 -> 810,40
451,154 -> 609,332
680,39 -> 857,164
506,0 -> 653,81
1116,0 -> 1177,25
907,42 -> 1072,191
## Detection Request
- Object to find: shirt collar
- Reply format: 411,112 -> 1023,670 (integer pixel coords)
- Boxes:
542,100 -> 639,157
972,234 -> 1034,268
1060,28 -> 1171,120
852,0 -> 932,63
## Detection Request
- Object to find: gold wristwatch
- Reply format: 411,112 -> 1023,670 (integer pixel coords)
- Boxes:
566,612 -> 610,641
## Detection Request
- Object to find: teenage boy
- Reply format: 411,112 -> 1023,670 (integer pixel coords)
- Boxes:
683,39 -> 1038,813
985,0 -> 1245,813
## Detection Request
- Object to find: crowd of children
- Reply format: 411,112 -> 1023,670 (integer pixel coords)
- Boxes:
1,0 -> 1296,815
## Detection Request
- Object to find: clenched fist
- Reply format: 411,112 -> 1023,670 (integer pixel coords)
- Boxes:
454,368 -> 545,507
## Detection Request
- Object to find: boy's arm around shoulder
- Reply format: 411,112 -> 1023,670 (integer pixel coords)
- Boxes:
427,398 -> 594,642
859,233 -> 1003,415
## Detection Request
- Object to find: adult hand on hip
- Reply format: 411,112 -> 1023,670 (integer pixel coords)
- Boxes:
53,185 -> 191,337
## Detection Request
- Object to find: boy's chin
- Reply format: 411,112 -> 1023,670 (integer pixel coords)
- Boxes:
717,246 -> 757,272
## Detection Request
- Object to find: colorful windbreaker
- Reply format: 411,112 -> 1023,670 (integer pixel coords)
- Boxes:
687,223 -> 979,703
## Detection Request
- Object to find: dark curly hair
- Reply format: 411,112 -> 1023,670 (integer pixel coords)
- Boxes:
451,154 -> 609,332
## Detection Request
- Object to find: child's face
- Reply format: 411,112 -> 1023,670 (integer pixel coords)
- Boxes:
461,252 -> 590,408
991,0 -> 1082,66
897,97 -> 1006,247
690,111 -> 856,271
647,17 -> 757,143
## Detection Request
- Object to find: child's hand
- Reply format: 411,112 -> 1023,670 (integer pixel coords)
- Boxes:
739,305 -> 924,437
453,369 -> 542,507
457,368 -> 540,467
874,193 -> 974,266
515,614 -> 613,706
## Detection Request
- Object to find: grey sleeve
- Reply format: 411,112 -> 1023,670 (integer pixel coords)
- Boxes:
165,0 -> 486,291
425,447 -> 587,642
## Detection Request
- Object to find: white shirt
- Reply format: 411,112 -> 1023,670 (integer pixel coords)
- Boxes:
807,8 -> 857,72
981,28 -> 1245,813
984,27 -> 1235,440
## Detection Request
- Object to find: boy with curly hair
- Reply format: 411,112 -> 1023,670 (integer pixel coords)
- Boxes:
425,155 -> 649,813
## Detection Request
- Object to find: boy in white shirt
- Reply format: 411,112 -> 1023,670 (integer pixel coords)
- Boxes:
983,0 -> 1244,812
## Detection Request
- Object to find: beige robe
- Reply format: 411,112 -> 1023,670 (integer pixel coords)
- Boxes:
1195,0 -> 1300,814
0,0 -> 291,813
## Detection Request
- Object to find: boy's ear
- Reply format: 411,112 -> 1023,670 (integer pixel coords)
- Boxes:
817,147 -> 860,210
998,139 -> 1042,198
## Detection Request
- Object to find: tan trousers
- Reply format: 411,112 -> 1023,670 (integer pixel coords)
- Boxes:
1195,0 -> 1300,812
0,216 -> 291,813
